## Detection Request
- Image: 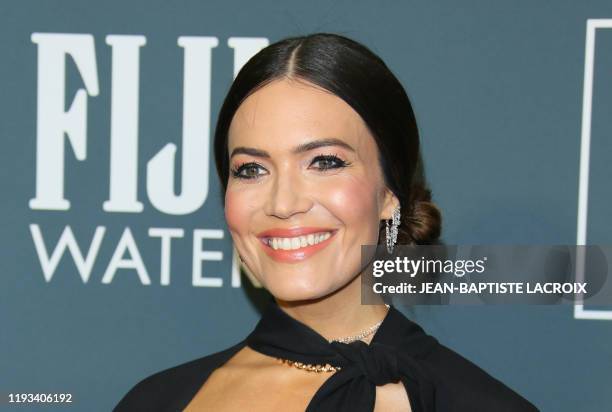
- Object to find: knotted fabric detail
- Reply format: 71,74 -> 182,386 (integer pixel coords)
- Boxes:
330,340 -> 400,385
245,298 -> 439,412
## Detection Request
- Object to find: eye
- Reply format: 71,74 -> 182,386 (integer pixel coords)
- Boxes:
310,154 -> 350,171
230,162 -> 266,180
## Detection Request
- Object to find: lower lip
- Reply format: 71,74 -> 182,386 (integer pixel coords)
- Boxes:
258,231 -> 338,263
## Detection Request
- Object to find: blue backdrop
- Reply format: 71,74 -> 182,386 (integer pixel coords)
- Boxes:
1,1 -> 611,411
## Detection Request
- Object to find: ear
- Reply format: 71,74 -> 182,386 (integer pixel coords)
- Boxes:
380,187 -> 400,221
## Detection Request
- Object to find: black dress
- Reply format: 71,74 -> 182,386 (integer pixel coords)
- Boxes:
114,298 -> 539,411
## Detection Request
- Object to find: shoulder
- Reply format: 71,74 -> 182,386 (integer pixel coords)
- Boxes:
113,339 -> 246,412
421,342 -> 539,411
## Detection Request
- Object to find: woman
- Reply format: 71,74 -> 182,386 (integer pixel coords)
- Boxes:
114,33 -> 538,412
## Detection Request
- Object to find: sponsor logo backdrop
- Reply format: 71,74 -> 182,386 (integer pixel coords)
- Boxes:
1,1 -> 611,410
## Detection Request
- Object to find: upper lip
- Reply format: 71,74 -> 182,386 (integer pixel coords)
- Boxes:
257,227 -> 337,238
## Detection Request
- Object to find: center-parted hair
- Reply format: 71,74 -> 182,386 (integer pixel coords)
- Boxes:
213,32 -> 441,245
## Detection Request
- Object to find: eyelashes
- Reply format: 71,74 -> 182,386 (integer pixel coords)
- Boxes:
230,153 -> 352,180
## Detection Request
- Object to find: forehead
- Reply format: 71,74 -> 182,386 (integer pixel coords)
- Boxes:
228,78 -> 372,152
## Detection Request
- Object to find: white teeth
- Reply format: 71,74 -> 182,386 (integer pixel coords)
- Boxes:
267,232 -> 332,250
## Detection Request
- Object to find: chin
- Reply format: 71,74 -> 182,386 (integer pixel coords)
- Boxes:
262,276 -> 337,303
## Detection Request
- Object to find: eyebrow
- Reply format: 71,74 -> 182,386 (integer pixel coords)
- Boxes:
229,137 -> 355,159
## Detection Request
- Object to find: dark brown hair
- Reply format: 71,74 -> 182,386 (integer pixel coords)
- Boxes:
213,33 -> 441,245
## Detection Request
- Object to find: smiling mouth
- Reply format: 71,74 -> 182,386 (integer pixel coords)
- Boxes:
257,229 -> 338,262
260,230 -> 337,250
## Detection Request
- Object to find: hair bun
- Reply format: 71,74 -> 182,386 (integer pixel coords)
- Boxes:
400,183 -> 442,245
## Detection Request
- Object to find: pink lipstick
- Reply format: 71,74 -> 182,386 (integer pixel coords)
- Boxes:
257,227 -> 338,263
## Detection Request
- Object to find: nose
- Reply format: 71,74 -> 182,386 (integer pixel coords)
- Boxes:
264,167 -> 312,219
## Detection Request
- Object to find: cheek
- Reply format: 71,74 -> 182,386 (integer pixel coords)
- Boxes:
224,189 -> 254,235
325,177 -> 379,225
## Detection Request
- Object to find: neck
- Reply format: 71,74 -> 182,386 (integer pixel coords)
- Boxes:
274,272 -> 389,343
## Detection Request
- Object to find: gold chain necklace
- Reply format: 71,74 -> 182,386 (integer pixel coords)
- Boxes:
275,304 -> 390,373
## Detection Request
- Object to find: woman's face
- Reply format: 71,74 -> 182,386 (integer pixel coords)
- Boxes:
225,78 -> 398,301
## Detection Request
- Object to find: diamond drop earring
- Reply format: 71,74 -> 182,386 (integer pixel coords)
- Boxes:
385,205 -> 401,254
